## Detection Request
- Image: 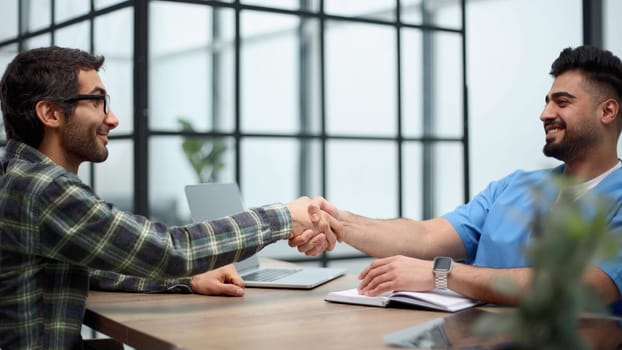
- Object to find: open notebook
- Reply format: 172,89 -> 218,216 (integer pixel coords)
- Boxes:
325,288 -> 481,312
184,183 -> 345,289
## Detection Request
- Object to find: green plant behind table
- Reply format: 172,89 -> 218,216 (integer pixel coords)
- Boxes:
177,118 -> 227,183
474,177 -> 620,350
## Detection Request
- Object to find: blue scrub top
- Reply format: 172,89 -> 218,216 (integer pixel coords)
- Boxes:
443,165 -> 622,308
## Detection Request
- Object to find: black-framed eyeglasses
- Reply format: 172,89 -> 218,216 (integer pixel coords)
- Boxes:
63,94 -> 110,115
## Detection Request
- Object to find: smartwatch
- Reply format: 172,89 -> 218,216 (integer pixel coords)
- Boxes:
432,256 -> 454,290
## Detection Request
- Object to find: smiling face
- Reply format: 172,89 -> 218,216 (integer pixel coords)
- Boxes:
540,70 -> 604,163
60,69 -> 119,169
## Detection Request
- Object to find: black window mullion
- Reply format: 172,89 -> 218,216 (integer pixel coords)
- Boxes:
134,0 -> 150,216
318,0 -> 329,267
582,0 -> 602,47
88,0 -> 96,191
50,0 -> 55,45
461,0 -> 470,203
396,0 -> 404,218
298,0 -> 311,197
234,0 -> 242,190
421,1 -> 435,220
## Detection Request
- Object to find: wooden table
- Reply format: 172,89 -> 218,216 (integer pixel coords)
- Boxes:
84,264 -> 450,349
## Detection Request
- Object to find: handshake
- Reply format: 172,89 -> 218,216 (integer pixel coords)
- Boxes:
285,196 -> 342,256
190,196 -> 343,296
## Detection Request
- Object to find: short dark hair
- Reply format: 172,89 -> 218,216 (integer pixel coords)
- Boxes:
550,45 -> 622,105
0,46 -> 104,148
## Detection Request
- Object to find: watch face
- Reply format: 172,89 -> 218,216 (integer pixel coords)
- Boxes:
434,257 -> 452,271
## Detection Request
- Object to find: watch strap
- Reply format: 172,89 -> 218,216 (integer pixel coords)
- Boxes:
434,272 -> 449,289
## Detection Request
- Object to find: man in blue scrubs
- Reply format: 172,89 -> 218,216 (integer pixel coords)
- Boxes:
295,45 -> 622,307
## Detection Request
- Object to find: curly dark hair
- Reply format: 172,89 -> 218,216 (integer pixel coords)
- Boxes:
0,46 -> 104,148
550,45 -> 622,105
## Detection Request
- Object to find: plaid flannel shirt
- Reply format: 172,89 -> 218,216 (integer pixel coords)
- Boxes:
0,140 -> 292,350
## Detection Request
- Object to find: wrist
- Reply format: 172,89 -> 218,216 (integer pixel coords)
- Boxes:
338,211 -> 357,242
188,276 -> 197,293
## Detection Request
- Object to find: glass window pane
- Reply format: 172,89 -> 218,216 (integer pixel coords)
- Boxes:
327,140 -> 397,217
0,46 -> 17,82
326,0 -> 395,21
325,22 -> 396,136
326,140 -> 397,257
431,0 -> 462,29
151,50 -> 211,131
241,10 -> 296,37
55,0 -> 90,23
150,136 -> 236,225
403,30 -> 462,138
403,142 -> 464,219
95,0 -> 128,10
302,139 -> 324,198
101,61 -> 133,133
241,0 -> 318,11
402,142 -> 423,219
0,0 -> 18,42
432,32 -> 463,137
304,19 -> 322,134
94,7 -> 133,58
93,139 -> 134,212
95,7 -> 134,134
151,2 -> 211,57
0,45 -> 17,143
241,13 -> 318,134
240,138 -> 321,207
24,33 -> 51,50
150,3 -> 235,132
215,47 -> 236,133
24,0 -> 51,33
401,0 -> 423,24
604,0 -> 621,156
402,0 -> 462,30
401,29 -> 423,137
77,163 -> 92,187
55,21 -> 90,51
605,0 -> 622,56
241,138 -> 323,260
0,44 -> 18,81
433,143 -> 464,216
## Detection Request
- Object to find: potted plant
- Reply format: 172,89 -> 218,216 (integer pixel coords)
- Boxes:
177,117 -> 227,183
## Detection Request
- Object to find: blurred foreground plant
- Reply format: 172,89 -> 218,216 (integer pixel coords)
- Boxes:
474,176 -> 620,350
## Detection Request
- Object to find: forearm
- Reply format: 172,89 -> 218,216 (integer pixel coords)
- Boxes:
62,202 -> 290,280
339,211 -> 465,259
448,264 -> 620,305
583,266 -> 620,303
448,263 -> 531,305
338,211 -> 416,257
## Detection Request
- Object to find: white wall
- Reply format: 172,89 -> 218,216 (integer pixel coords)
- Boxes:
466,0 -> 582,195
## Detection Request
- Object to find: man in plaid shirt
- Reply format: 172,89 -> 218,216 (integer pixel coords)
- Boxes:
0,46 -> 339,350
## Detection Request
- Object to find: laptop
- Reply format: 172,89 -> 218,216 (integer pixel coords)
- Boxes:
184,183 -> 345,289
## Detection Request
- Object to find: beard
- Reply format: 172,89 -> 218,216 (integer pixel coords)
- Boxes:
62,118 -> 109,164
542,118 -> 599,162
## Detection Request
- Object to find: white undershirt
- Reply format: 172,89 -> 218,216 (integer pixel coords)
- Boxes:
561,160 -> 622,201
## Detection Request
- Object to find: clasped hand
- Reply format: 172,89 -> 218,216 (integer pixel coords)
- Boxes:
286,196 -> 342,256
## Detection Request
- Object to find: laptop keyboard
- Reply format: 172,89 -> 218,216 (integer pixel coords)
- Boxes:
243,268 -> 300,282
